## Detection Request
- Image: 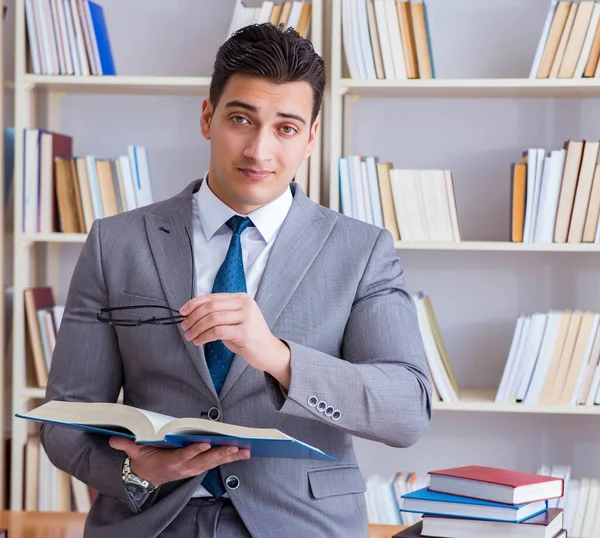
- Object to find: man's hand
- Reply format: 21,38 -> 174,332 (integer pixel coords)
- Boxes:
179,293 -> 291,389
109,437 -> 250,487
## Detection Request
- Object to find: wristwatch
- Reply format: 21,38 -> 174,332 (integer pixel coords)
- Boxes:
122,455 -> 157,506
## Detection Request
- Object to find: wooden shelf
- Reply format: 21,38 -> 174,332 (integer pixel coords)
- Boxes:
21,74 -> 213,95
435,389 -> 600,414
22,387 -> 46,400
394,241 -> 600,252
340,77 -> 600,98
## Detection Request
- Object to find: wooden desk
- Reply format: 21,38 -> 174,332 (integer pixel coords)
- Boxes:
0,511 -> 406,537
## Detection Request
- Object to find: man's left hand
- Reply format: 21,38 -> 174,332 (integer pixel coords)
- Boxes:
180,293 -> 291,389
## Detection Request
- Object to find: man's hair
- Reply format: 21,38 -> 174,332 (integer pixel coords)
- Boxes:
209,23 -> 326,125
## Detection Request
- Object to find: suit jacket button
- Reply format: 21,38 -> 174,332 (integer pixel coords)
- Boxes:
332,410 -> 341,421
325,406 -> 334,417
225,475 -> 240,490
317,400 -> 327,412
307,396 -> 318,407
208,407 -> 221,421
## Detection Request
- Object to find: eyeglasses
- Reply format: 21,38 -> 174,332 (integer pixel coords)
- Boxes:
96,226 -> 195,328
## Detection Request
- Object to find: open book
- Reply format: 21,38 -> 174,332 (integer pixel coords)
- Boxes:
17,400 -> 336,461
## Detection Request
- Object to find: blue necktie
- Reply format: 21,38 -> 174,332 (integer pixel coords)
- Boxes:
201,215 -> 254,498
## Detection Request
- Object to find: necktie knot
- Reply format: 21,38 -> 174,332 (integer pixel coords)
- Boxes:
227,215 -> 254,236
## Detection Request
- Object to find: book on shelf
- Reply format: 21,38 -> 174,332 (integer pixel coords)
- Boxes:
25,0 -> 116,76
24,286 -> 63,389
397,465 -> 565,538
17,400 -> 336,461
228,1 -> 312,39
341,0 -> 435,80
338,155 -> 461,242
530,0 -> 600,79
495,308 -> 600,407
412,291 -> 458,403
22,128 -> 154,234
510,139 -> 600,244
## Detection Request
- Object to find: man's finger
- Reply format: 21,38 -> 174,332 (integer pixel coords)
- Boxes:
184,310 -> 244,341
181,298 -> 244,330
108,436 -> 155,458
180,293 -> 248,316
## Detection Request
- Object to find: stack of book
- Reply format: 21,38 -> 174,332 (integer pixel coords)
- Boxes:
510,140 -> 600,244
530,0 -> 600,79
395,465 -> 567,537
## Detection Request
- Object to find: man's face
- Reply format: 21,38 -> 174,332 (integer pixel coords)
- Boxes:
200,73 -> 318,214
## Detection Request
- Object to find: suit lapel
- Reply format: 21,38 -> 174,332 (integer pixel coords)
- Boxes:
144,181 -> 218,401
219,185 -> 337,401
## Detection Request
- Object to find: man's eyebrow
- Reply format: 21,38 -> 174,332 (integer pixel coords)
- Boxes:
225,100 -> 307,125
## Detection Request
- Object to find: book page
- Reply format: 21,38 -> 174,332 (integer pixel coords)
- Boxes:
160,417 -> 290,440
136,409 -> 177,434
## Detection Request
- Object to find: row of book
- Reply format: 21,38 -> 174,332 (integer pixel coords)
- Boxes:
25,0 -> 115,76
339,157 -> 461,242
342,0 -> 434,80
530,0 -> 600,79
496,309 -> 600,407
21,128 -> 154,234
228,0 -> 312,39
24,435 -> 95,512
394,465 -> 566,538
511,140 -> 600,244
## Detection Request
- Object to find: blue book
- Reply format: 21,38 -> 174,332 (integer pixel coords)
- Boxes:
17,400 -> 336,461
400,487 -> 548,523
87,1 -> 116,75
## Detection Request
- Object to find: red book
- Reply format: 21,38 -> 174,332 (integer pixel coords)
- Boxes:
428,465 -> 564,505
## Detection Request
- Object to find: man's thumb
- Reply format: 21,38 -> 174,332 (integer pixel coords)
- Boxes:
108,436 -> 136,454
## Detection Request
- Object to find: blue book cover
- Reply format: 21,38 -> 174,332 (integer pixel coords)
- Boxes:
87,1 -> 116,75
16,400 -> 337,462
400,487 -> 548,523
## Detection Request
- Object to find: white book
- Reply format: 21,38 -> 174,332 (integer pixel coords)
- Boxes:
360,159 -> 374,224
373,0 -> 395,79
37,0 -> 60,74
257,1 -> 274,24
24,0 -> 43,74
49,0 -> 67,74
534,149 -> 566,243
70,0 -> 90,75
522,149 -> 538,243
495,315 -> 526,403
383,0 -> 407,79
129,146 -> 154,209
365,156 -> 384,228
342,0 -> 360,78
523,311 -> 561,404
529,148 -> 546,242
529,0 -> 559,78
581,478 -> 600,537
62,0 -> 81,75
354,0 -> 377,79
570,314 -> 600,404
515,312 -> 548,401
389,169 -> 415,240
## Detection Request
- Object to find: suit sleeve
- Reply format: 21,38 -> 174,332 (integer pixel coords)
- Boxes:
265,227 -> 432,448
39,220 -> 150,513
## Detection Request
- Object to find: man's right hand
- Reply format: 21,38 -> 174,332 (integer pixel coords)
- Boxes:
108,436 -> 251,487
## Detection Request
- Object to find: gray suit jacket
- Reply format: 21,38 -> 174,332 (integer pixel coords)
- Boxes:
41,179 -> 432,537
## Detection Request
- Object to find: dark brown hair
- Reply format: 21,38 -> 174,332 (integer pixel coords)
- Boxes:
209,23 -> 325,124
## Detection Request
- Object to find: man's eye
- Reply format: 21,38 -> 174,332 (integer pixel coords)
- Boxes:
232,116 -> 249,124
280,125 -> 297,135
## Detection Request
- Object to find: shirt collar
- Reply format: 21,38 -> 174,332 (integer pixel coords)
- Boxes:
196,171 -> 293,243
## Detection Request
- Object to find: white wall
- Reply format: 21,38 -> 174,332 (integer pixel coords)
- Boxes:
8,0 -> 600,482
351,0 -> 600,481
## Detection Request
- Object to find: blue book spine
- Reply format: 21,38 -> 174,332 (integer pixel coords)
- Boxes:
87,1 -> 116,75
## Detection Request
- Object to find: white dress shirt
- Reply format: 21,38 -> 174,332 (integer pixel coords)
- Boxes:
191,173 -> 293,497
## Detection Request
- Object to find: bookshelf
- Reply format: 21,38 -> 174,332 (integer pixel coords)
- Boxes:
8,0 -> 324,511
326,0 -> 600,527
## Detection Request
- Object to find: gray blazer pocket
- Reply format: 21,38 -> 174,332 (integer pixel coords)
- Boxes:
307,465 -> 366,499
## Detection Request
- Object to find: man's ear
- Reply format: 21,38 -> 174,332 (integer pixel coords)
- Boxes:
303,119 -> 319,160
200,99 -> 213,140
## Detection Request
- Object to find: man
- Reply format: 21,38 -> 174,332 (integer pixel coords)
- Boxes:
41,22 -> 432,538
